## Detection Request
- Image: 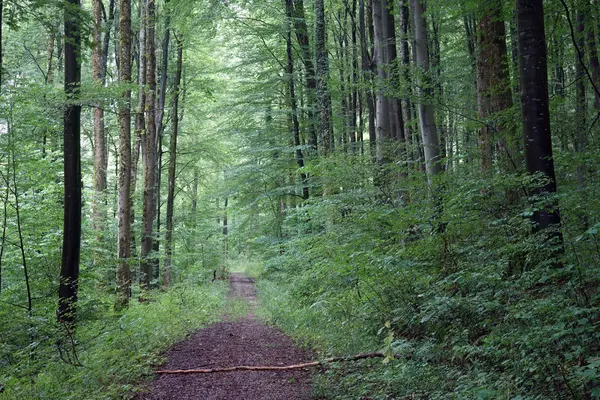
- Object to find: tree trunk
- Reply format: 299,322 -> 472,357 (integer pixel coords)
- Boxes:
131,0 -> 147,262
164,37 -> 183,288
59,0 -> 82,326
372,0 -> 390,164
410,0 -> 441,180
0,0 -> 3,89
316,0 -> 332,154
476,1 -> 518,173
115,0 -> 132,310
587,12 -> 600,111
286,0 -> 309,200
140,0 -> 157,292
400,0 -> 415,167
92,0 -> 108,266
359,0 -> 375,158
292,0 -> 318,150
516,0 -> 562,239
156,0 -> 170,137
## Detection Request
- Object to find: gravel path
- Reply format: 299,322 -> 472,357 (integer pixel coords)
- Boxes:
136,273 -> 313,400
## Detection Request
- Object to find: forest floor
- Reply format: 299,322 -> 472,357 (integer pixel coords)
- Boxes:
135,273 -> 314,400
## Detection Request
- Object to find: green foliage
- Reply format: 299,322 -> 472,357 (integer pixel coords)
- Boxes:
0,282 -> 228,400
252,159 -> 600,399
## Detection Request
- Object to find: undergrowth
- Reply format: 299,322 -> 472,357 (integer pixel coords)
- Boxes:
0,282 -> 228,400
253,163 -> 600,400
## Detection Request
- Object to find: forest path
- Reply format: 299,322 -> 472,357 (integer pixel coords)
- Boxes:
136,273 -> 314,400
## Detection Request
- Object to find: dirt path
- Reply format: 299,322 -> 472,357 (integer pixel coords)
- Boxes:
136,273 -> 313,400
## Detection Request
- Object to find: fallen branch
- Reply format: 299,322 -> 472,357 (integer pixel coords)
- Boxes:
156,352 -> 400,374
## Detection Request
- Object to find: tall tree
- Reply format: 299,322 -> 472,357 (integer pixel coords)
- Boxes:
58,0 -> 82,325
372,0 -> 391,163
359,0 -> 375,157
516,0 -> 562,236
116,0 -> 132,309
0,0 -> 3,89
292,0 -> 318,150
315,0 -> 332,153
140,0 -> 158,291
410,0 -> 441,179
91,0 -> 108,264
476,1 -> 518,173
285,0 -> 309,200
164,37 -> 183,288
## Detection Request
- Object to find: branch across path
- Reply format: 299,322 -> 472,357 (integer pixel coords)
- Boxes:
156,352 -> 397,374
136,273 -> 314,400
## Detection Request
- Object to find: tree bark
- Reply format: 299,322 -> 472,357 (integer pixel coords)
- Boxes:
516,0 -> 562,238
0,0 -> 3,89
115,0 -> 132,310
315,0 -> 332,154
164,37 -> 183,288
286,0 -> 309,200
372,0 -> 391,164
59,0 -> 82,326
359,0 -> 375,158
476,1 -> 518,173
400,0 -> 415,166
92,0 -> 108,264
410,0 -> 441,180
291,0 -> 318,150
140,0 -> 158,291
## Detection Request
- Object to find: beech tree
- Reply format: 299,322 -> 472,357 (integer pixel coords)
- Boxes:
116,0 -> 132,309
58,0 -> 82,325
410,0 -> 440,179
516,0 -> 562,236
140,0 -> 158,291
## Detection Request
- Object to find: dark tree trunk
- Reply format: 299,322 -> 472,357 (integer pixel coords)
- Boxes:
115,0 -> 132,310
164,37 -> 183,287
0,0 -> 3,88
516,0 -> 562,238
476,1 -> 518,173
316,0 -> 332,154
400,0 -> 415,166
59,0 -> 82,325
359,0 -> 375,158
92,0 -> 108,265
292,0 -> 318,150
286,0 -> 309,200
587,12 -> 600,110
140,0 -> 157,291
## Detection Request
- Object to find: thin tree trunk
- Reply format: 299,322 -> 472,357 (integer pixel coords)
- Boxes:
292,0 -> 318,150
92,0 -> 108,265
410,0 -> 440,180
1,0 -> 4,89
156,0 -> 170,137
316,0 -> 332,154
101,0 -> 116,85
574,9 -> 588,227
164,37 -> 183,287
400,0 -> 415,167
359,0 -> 375,158
588,11 -> 600,110
131,0 -> 147,262
0,162 -> 8,294
59,0 -> 82,325
140,0 -> 157,292
115,0 -> 132,310
286,0 -> 309,200
476,1 -> 517,173
372,0 -> 391,164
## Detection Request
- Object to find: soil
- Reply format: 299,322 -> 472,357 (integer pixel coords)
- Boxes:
136,273 -> 314,400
